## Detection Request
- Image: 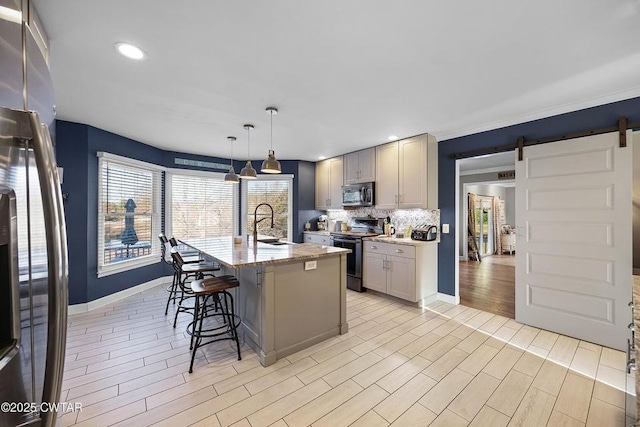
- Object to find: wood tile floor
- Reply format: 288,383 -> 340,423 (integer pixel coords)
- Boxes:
57,284 -> 634,427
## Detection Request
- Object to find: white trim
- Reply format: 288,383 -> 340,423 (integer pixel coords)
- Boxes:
97,151 -> 166,171
455,159 -> 461,301
438,292 -> 460,305
68,276 -> 173,314
164,169 -> 239,239
241,174 -> 295,241
459,165 -> 515,176
97,256 -> 159,278
97,155 -> 162,277
165,167 -> 227,179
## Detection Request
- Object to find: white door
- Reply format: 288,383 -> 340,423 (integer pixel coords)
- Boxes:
515,131 -> 632,351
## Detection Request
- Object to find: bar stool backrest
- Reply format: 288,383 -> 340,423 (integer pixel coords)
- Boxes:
170,247 -> 185,268
159,233 -> 171,264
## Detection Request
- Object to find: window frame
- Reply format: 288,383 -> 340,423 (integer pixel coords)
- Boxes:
97,152 -> 164,278
241,174 -> 294,241
165,168 -> 239,241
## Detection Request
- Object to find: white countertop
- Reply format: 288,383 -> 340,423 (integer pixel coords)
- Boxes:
363,235 -> 439,246
181,237 -> 349,268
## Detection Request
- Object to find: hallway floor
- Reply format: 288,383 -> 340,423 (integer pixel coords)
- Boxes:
460,254 -> 516,319
57,283 -> 631,426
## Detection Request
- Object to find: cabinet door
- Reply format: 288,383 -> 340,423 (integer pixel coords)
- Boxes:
387,255 -> 416,301
358,148 -> 376,182
375,142 -> 399,209
363,252 -> 387,293
315,159 -> 329,209
328,157 -> 343,209
343,152 -> 360,185
398,136 -> 428,209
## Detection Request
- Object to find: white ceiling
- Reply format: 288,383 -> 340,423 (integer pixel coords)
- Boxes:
33,0 -> 640,162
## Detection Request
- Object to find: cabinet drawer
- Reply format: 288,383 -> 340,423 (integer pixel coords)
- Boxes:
304,233 -> 331,245
363,241 -> 415,258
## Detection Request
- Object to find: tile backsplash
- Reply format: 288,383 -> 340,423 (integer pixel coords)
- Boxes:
326,207 -> 439,234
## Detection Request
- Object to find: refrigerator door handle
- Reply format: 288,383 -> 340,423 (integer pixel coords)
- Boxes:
27,114 -> 69,427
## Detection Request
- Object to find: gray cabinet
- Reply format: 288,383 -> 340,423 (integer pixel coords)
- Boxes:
344,148 -> 375,184
375,134 -> 438,209
315,156 -> 343,209
304,232 -> 331,245
363,240 -> 437,303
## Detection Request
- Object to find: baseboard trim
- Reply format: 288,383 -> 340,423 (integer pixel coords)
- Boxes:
438,292 -> 460,305
68,276 -> 172,315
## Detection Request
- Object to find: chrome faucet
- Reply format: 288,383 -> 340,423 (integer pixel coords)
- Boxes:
253,203 -> 275,243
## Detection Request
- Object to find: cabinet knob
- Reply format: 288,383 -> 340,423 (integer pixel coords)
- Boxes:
396,249 -> 403,253
371,245 -> 378,249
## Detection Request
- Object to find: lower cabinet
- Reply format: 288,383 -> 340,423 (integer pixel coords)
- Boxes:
363,240 -> 437,303
303,232 -> 331,245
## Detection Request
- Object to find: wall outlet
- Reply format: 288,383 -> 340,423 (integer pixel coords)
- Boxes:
442,224 -> 450,234
304,260 -> 317,270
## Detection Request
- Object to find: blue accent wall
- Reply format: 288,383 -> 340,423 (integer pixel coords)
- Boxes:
56,121 -> 89,304
56,121 -> 314,304
437,96 -> 640,296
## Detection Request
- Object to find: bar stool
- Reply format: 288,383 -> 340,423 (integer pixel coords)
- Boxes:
163,242 -> 210,315
188,276 -> 242,373
159,233 -> 200,264
169,236 -> 201,259
168,247 -> 220,320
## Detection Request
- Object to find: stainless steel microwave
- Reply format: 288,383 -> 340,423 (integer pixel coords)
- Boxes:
342,182 -> 375,207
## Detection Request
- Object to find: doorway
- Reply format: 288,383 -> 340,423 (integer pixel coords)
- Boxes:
455,152 -> 516,318
473,195 -> 493,257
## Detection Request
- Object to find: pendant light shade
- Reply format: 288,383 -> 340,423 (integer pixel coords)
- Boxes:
261,107 -> 282,174
224,136 -> 239,184
240,124 -> 257,179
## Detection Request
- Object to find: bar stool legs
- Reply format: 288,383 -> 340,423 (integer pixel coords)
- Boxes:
188,278 -> 241,373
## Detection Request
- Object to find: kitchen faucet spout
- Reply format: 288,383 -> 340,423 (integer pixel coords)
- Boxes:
253,203 -> 275,242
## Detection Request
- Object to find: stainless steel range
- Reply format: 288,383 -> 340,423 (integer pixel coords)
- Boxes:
330,217 -> 383,292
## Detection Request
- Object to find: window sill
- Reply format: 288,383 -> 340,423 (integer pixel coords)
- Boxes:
97,256 -> 159,278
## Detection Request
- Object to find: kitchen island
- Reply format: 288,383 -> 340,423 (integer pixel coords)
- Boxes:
181,237 -> 350,367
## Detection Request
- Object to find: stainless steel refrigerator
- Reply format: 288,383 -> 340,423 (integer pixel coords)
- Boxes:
1,1 -> 68,426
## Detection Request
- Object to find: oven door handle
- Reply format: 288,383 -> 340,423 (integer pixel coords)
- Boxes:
333,238 -> 361,245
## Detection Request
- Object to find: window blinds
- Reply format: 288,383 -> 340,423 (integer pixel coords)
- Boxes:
170,173 -> 235,240
98,155 -> 161,273
245,178 -> 292,240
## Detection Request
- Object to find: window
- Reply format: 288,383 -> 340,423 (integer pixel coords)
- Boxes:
167,170 -> 238,242
242,175 -> 293,241
97,153 -> 162,277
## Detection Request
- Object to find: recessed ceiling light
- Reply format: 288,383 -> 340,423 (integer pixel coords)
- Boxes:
114,42 -> 147,60
318,156 -> 326,160
388,135 -> 398,141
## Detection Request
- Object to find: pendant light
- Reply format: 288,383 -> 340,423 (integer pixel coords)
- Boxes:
224,136 -> 239,184
261,106 -> 282,173
240,124 -> 257,179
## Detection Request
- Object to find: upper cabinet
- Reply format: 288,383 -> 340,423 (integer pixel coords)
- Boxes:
344,148 -> 375,184
375,134 -> 438,209
315,156 -> 344,210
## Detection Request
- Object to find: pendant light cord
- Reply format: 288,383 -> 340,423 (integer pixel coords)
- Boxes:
270,110 -> 273,151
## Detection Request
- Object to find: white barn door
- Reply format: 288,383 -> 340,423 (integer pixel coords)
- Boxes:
515,131 -> 632,351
